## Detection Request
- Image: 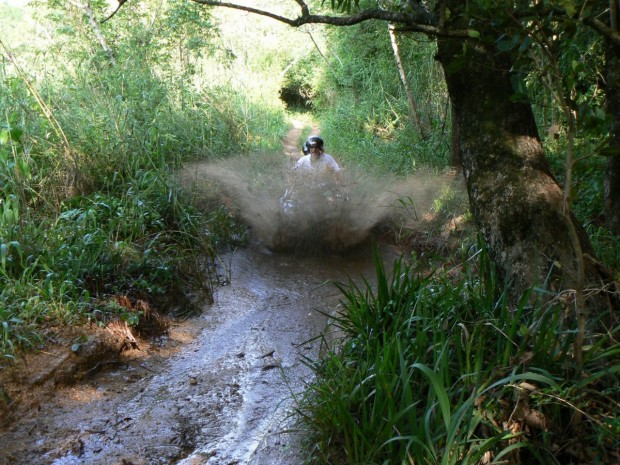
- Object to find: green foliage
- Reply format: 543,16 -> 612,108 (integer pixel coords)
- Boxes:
280,53 -> 319,110
313,22 -> 450,174
297,245 -> 620,464
159,0 -> 217,55
585,224 -> 620,274
543,139 -> 620,271
525,14 -> 607,136
0,0 -> 287,357
0,161 -> 243,356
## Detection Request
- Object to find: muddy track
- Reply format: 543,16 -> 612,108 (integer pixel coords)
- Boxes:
0,122 -> 412,465
0,245 -> 402,465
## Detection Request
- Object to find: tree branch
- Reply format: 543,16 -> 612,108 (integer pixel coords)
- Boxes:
67,0 -> 117,64
188,0 -> 472,38
583,16 -> 620,47
101,0 -> 128,24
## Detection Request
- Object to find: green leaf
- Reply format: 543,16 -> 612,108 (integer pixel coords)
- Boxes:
445,55 -> 467,75
510,73 -> 528,96
482,371 -> 559,394
468,30 -> 480,38
559,0 -> 576,17
518,36 -> 532,52
571,60 -> 584,73
9,128 -> 22,142
496,39 -> 516,52
496,34 -> 519,52
411,363 -> 451,430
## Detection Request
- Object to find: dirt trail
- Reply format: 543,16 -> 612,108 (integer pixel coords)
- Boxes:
0,120 -> 420,465
281,119 -> 305,159
2,243 -> 403,465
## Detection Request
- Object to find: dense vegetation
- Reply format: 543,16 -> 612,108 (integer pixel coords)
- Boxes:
286,10 -> 620,465
1,0 -> 619,463
297,244 -> 620,464
0,0 -> 287,357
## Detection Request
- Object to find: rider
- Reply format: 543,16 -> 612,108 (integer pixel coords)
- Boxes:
281,136 -> 341,211
294,136 -> 341,178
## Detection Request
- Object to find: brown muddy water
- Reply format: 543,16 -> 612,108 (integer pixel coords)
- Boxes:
0,242 -> 401,465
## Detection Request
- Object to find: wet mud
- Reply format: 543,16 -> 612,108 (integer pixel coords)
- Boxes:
0,243 -> 401,465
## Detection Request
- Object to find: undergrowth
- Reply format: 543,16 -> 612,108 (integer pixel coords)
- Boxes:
544,136 -> 619,273
0,130 -> 248,358
0,19 -> 282,358
296,244 -> 620,464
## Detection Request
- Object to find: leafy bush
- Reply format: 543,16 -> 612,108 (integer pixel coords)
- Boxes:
297,245 -> 620,464
313,22 -> 451,174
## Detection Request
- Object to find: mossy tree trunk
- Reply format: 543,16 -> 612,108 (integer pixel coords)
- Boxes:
435,35 -> 602,302
605,39 -> 620,235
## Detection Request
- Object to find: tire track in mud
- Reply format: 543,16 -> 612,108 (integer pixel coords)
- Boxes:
175,246 -> 398,465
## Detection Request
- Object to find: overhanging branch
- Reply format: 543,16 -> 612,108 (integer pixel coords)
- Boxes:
101,0 -> 128,24
584,16 -> 620,47
188,0 -> 472,39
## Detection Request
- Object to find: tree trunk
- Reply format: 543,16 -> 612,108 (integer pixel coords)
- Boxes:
450,105 -> 461,168
435,36 -> 605,304
606,151 -> 620,234
388,23 -> 427,139
69,0 -> 117,65
605,32 -> 620,234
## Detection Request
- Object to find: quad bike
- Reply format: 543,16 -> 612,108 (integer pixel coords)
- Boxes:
279,182 -> 346,216
271,181 -> 361,254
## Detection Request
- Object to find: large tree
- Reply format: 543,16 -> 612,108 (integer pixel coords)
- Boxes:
175,0 -> 617,308
603,19 -> 620,235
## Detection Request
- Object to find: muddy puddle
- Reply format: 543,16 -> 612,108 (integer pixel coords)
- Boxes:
0,242 -> 402,465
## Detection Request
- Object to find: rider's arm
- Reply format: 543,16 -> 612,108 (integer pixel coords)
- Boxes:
324,154 -> 342,181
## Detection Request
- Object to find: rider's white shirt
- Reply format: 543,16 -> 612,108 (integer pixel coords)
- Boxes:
294,153 -> 341,173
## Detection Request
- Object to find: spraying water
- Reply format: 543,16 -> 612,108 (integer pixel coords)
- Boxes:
178,151 -> 452,253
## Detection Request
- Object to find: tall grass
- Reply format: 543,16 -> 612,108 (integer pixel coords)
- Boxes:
0,4 -> 288,358
310,22 -> 451,175
0,136 -> 244,358
296,244 -> 620,464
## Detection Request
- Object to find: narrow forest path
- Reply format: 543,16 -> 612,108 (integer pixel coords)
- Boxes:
280,118 -> 320,159
0,121 -> 403,465
281,118 -> 305,159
